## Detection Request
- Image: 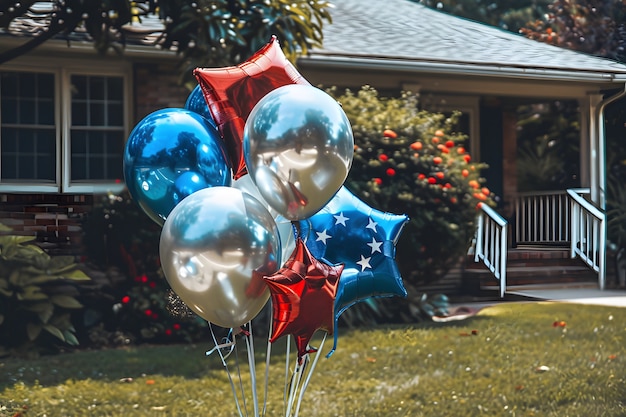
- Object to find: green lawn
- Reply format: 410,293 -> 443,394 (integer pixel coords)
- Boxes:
1,302 -> 625,416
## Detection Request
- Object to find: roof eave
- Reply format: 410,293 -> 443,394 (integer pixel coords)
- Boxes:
0,36 -> 178,60
299,54 -> 626,84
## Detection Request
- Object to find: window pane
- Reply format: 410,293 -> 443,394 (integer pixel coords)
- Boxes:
108,77 -> 123,100
71,155 -> 87,180
1,98 -> 17,123
20,99 -> 35,124
39,74 -> 54,99
71,75 -> 87,100
108,103 -> 123,126
72,102 -> 87,125
19,73 -> 35,97
1,127 -> 18,152
38,99 -> 54,125
1,73 -> 18,97
69,73 -> 125,183
90,103 -> 105,125
1,153 -> 16,179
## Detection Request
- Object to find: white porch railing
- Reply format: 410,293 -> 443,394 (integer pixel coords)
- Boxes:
512,191 -> 570,246
474,203 -> 508,298
476,188 -> 606,295
568,188 -> 606,289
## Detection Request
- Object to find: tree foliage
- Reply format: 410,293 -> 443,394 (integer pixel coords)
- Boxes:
0,0 -> 332,82
519,0 -> 626,62
417,0 -> 552,32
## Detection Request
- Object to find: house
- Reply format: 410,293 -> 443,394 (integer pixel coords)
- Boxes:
2,0 -> 625,294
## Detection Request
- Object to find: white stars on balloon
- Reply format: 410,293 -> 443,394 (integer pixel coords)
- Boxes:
315,229 -> 331,244
313,214 -> 382,272
367,237 -> 383,254
366,218 -> 378,232
356,255 -> 372,272
333,212 -> 349,226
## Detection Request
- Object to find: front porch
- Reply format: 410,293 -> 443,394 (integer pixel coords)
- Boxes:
466,188 -> 612,297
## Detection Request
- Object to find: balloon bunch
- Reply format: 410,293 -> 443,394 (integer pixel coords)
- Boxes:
123,36 -> 409,417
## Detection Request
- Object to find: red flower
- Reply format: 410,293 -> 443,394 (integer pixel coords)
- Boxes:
463,154 -> 471,163
435,129 -> 445,137
141,275 -> 149,283
121,295 -> 131,304
379,154 -> 389,162
433,156 -> 443,164
373,178 -> 383,185
445,140 -> 455,148
462,169 -> 469,178
165,329 -> 173,336
144,309 -> 152,317
383,129 -> 397,138
410,141 -> 423,150
418,173 -> 426,180
435,172 -> 445,179
457,147 -> 466,154
428,177 -> 437,184
173,323 -> 181,330
386,168 -> 396,176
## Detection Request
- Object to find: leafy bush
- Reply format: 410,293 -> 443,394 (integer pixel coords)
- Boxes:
80,193 -> 209,346
0,224 -> 90,356
332,86 -> 493,286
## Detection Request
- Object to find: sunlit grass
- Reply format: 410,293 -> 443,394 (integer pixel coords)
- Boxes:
1,302 -> 625,416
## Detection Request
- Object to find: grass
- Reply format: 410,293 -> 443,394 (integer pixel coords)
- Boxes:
1,301 -> 625,416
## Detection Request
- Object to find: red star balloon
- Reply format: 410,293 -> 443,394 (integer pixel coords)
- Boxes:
264,237 -> 343,363
193,36 -> 310,180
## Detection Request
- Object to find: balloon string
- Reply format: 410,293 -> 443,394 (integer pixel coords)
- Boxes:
245,322 -> 259,417
207,324 -> 244,417
262,314 -> 273,417
294,333 -> 326,417
233,338 -> 250,417
283,335 -> 291,415
285,356 -> 306,417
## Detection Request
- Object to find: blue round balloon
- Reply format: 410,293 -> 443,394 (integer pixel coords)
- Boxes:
124,108 -> 231,225
184,85 -> 215,128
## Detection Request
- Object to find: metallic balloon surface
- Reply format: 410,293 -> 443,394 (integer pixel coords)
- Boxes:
184,85 -> 216,126
194,35 -> 310,179
159,187 -> 281,328
232,175 -> 297,264
124,108 -> 232,225
302,186 -> 409,356
264,238 -> 343,362
243,84 -> 354,221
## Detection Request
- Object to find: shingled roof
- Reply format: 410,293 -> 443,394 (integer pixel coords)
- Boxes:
302,0 -> 626,82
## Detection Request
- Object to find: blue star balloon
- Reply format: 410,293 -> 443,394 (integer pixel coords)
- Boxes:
302,186 -> 409,356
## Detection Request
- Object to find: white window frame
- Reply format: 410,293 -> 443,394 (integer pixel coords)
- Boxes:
0,57 -> 131,194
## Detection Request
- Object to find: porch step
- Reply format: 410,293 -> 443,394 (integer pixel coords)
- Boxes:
466,247 -> 598,289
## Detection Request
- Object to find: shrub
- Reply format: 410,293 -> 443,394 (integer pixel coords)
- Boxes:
81,193 -> 208,346
332,86 -> 493,286
0,224 -> 90,356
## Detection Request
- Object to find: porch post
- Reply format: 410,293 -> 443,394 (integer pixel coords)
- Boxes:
585,94 -> 603,206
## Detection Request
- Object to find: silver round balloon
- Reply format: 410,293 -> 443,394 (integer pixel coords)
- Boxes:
243,84 -> 354,221
232,175 -> 298,264
159,186 -> 281,328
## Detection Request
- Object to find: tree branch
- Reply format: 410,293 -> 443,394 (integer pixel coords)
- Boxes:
0,27 -> 65,65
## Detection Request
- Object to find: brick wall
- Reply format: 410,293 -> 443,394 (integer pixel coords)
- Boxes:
134,61 -> 189,122
0,194 -> 94,258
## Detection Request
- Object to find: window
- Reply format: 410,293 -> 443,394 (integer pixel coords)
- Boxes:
0,61 -> 130,193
